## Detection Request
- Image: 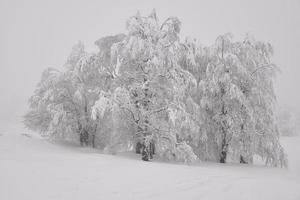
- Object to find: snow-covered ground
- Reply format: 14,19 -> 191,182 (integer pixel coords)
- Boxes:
1,125 -> 300,200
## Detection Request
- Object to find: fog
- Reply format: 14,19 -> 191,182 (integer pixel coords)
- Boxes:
1,0 -> 300,127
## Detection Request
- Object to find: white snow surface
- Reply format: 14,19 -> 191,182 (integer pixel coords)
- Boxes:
1,126 -> 300,200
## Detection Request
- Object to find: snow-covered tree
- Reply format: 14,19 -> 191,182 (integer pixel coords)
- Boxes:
25,42 -> 103,145
23,68 -> 59,135
92,10 -> 199,162
178,33 -> 287,166
240,36 -> 287,167
25,10 -> 286,167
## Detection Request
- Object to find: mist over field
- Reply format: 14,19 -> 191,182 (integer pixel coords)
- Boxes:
1,0 -> 300,199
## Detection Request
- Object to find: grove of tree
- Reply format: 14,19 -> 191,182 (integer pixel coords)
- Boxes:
24,10 -> 287,167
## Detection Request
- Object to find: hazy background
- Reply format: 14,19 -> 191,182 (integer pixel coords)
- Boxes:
0,0 -> 299,129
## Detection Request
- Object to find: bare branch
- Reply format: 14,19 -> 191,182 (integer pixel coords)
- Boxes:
251,63 -> 275,76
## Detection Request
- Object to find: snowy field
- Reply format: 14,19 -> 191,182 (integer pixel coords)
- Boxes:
1,124 -> 300,200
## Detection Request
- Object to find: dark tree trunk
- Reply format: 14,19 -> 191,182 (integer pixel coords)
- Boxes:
91,122 -> 98,148
80,128 -> 89,146
240,155 -> 247,164
135,141 -> 143,154
92,134 -> 95,148
141,140 -> 155,161
78,122 -> 84,146
220,150 -> 227,163
141,144 -> 150,161
150,141 -> 155,155
220,135 -> 228,163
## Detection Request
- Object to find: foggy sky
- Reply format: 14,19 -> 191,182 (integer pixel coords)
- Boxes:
1,0 -> 300,126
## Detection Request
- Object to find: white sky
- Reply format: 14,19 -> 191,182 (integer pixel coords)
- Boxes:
0,0 -> 300,125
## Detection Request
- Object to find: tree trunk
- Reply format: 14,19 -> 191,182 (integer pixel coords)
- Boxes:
240,155 -> 247,164
91,122 -> 98,148
135,141 -> 143,154
239,124 -> 248,164
141,142 -> 150,161
78,121 -> 84,146
220,135 -> 228,163
150,141 -> 155,155
220,150 -> 227,163
92,134 -> 95,148
80,128 -> 89,146
219,90 -> 228,163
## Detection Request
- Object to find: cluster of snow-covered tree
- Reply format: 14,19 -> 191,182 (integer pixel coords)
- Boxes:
24,11 -> 287,167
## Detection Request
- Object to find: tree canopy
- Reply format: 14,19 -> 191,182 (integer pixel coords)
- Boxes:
24,10 -> 287,167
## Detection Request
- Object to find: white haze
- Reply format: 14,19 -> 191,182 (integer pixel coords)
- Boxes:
0,0 -> 300,128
